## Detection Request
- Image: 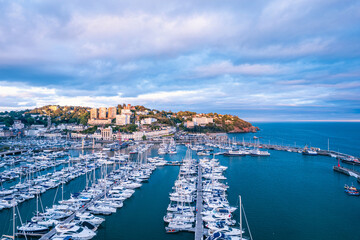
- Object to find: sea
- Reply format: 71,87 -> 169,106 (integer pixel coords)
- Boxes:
0,122 -> 359,240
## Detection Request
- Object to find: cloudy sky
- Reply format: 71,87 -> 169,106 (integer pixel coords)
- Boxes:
0,0 -> 359,121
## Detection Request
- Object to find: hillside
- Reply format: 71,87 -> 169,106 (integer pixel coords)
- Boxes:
20,105 -> 258,133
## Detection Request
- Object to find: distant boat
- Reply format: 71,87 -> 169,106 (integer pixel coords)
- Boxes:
345,189 -> 360,196
339,156 -> 360,166
223,150 -> 247,156
249,149 -> 270,156
302,147 -> 317,155
344,184 -> 359,196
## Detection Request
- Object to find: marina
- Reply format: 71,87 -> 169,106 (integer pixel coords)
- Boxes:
1,0 -> 359,238
0,122 -> 359,240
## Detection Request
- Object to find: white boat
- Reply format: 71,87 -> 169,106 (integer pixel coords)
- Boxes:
76,212 -> 105,226
53,225 -> 96,240
249,149 -> 270,156
88,204 -> 116,215
168,221 -> 193,229
17,222 -> 49,234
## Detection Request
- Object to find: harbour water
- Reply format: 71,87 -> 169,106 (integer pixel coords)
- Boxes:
0,122 -> 359,240
229,122 -> 360,156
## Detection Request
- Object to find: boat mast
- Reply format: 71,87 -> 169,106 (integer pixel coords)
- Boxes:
239,195 -> 242,240
13,198 -> 15,240
85,157 -> 88,190
36,193 -> 39,218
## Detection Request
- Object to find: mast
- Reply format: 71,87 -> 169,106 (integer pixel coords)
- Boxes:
93,156 -> 96,186
328,138 -> 330,151
36,193 -> 39,218
239,195 -> 242,240
13,198 -> 15,240
82,138 -> 84,155
85,157 -> 88,190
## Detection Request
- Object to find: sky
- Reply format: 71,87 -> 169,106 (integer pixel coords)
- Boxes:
0,0 -> 359,121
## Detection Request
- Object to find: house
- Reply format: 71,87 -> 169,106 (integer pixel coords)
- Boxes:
140,118 -> 157,125
185,121 -> 195,128
12,120 -> 24,129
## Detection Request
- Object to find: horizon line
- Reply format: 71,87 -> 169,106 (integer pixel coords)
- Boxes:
249,119 -> 360,123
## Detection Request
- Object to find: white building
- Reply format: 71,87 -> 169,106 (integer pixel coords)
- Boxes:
91,132 -> 102,140
43,133 -> 62,138
192,117 -> 214,126
57,124 -> 87,131
140,118 -> 157,125
145,127 -> 176,138
30,124 -> 46,129
121,108 -> 132,115
12,120 -> 24,129
116,114 -> 131,126
101,127 -> 113,140
136,110 -> 149,115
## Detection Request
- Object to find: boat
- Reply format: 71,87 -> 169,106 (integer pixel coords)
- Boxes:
52,224 -> 96,240
345,189 -> 360,196
344,184 -> 357,191
340,156 -> 360,166
75,212 -> 105,226
302,147 -> 317,155
17,222 -> 49,234
249,149 -> 270,156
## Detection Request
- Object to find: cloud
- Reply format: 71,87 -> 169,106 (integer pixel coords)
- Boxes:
0,0 -> 359,120
195,61 -> 283,77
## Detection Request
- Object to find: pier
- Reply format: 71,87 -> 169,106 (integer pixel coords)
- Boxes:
164,161 -> 183,166
333,165 -> 360,179
0,149 -> 27,157
194,163 -> 204,240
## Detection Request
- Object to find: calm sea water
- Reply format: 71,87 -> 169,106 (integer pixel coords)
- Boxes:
0,122 -> 359,240
229,122 -> 360,157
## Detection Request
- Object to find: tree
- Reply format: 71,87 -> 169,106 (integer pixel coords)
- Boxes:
142,135 -> 147,140
125,124 -> 138,133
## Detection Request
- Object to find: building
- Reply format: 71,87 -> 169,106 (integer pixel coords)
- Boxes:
193,117 -> 214,126
140,118 -> 157,125
99,107 -> 107,119
121,108 -> 132,115
101,127 -> 113,140
185,121 -> 195,128
49,105 -> 58,111
12,120 -> 24,129
144,127 -> 176,138
108,107 -> 117,119
90,108 -> 98,119
0,130 -> 14,137
136,110 -> 149,115
116,114 -> 131,126
88,119 -> 112,125
57,124 -> 87,131
30,124 -> 46,129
